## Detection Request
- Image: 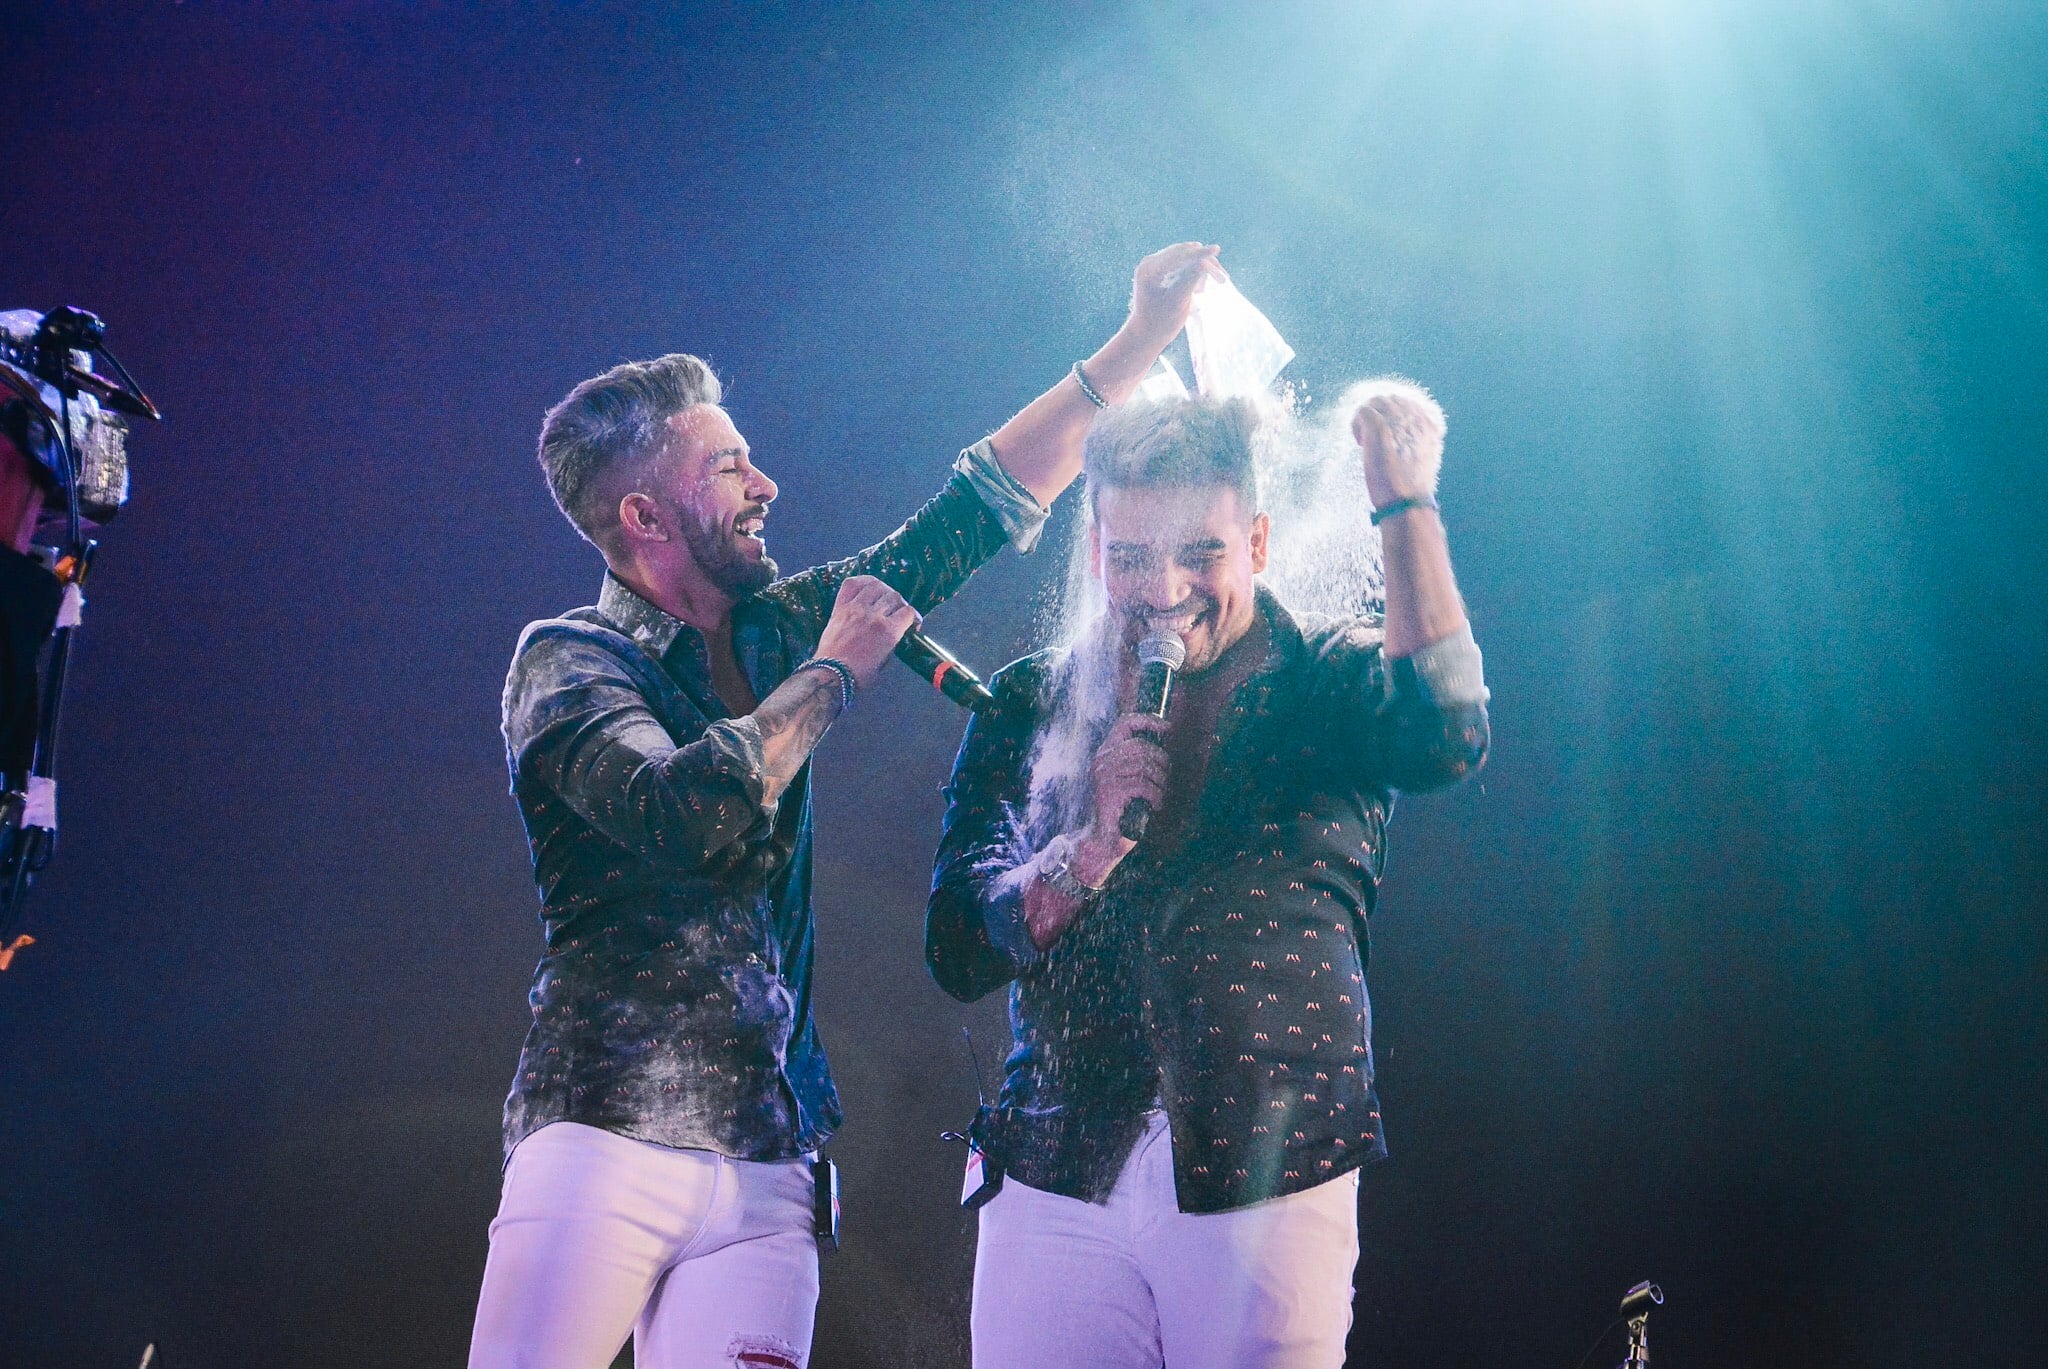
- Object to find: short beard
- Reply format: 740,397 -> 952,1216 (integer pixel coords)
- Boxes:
681,507 -> 777,597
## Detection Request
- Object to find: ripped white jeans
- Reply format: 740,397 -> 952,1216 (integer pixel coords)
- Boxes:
468,1122 -> 817,1369
972,1111 -> 1361,1369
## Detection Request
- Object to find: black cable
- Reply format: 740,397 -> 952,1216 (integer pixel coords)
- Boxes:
94,338 -> 159,421
26,387 -> 86,872
961,1024 -> 992,1105
1570,1316 -> 1624,1369
0,832 -> 29,940
58,386 -> 81,558
0,364 -> 89,931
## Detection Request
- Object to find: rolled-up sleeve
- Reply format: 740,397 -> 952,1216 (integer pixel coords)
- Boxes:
1396,623 -> 1489,706
505,625 -> 776,873
1318,620 -> 1491,796
953,438 -> 1051,553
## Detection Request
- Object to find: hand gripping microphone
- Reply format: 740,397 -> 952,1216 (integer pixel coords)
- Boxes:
1117,631 -> 1187,841
895,628 -> 996,713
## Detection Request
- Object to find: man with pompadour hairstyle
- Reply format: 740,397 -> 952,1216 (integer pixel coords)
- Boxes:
537,352 -> 727,551
468,244 -> 1228,1369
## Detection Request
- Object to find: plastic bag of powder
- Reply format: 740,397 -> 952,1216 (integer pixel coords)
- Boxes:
1185,277 -> 1294,398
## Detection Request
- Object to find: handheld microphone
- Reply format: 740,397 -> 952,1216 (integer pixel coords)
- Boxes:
895,628 -> 995,713
1117,631 -> 1186,841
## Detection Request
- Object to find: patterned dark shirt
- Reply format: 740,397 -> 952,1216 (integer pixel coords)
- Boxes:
926,588 -> 1489,1213
500,446 -> 1044,1163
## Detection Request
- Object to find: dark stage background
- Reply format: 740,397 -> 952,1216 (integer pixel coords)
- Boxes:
4,2 -> 2044,1365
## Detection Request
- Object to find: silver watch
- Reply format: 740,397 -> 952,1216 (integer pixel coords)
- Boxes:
1038,833 -> 1106,902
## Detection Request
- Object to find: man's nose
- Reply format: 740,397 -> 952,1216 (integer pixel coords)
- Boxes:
1138,562 -> 1192,610
749,467 -> 779,504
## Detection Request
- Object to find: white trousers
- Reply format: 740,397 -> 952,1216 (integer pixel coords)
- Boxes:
468,1122 -> 818,1369
972,1112 -> 1361,1369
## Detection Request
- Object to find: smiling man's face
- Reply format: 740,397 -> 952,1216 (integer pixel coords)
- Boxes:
1091,481 -> 1268,673
656,403 -> 781,596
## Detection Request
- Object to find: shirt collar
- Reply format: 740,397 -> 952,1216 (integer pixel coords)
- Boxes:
1247,583 -> 1306,677
598,572 -> 689,658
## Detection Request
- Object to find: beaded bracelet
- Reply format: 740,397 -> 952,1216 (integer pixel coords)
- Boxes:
1071,360 -> 1108,409
800,656 -> 859,711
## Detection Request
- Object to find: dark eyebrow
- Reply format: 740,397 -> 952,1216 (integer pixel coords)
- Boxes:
1106,537 -> 1228,554
710,447 -> 748,464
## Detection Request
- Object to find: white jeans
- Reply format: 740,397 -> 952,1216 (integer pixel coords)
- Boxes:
468,1122 -> 818,1369
972,1112 -> 1361,1369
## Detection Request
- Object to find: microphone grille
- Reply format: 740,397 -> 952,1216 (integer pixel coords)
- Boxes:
1137,632 -> 1186,670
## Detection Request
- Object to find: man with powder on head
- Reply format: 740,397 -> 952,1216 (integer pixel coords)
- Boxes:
928,383 -> 1490,1367
469,243 -> 1226,1369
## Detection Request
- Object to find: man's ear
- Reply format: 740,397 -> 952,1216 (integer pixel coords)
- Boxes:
1087,518 -> 1103,579
1248,510 -> 1270,574
618,491 -> 668,544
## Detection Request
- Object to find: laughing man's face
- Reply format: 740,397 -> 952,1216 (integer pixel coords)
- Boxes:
659,404 -> 780,596
1091,482 -> 1268,674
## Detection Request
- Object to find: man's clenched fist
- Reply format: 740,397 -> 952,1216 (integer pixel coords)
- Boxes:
1348,378 -> 1447,512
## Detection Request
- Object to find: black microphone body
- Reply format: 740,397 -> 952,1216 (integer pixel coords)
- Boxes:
1118,632 -> 1186,841
894,628 -> 995,713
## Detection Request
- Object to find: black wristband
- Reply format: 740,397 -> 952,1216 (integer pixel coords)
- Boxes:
1370,494 -> 1440,526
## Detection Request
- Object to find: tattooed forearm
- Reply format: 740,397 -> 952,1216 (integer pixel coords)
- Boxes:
751,665 -> 848,806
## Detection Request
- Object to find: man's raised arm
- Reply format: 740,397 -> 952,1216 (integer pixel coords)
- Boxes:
1349,382 -> 1490,793
764,244 -> 1228,635
986,242 -> 1225,507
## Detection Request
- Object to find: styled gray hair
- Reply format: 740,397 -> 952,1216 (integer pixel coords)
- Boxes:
537,353 -> 722,549
1082,394 -> 1262,520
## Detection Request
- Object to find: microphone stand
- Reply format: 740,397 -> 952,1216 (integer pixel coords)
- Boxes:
1617,1281 -> 1662,1369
